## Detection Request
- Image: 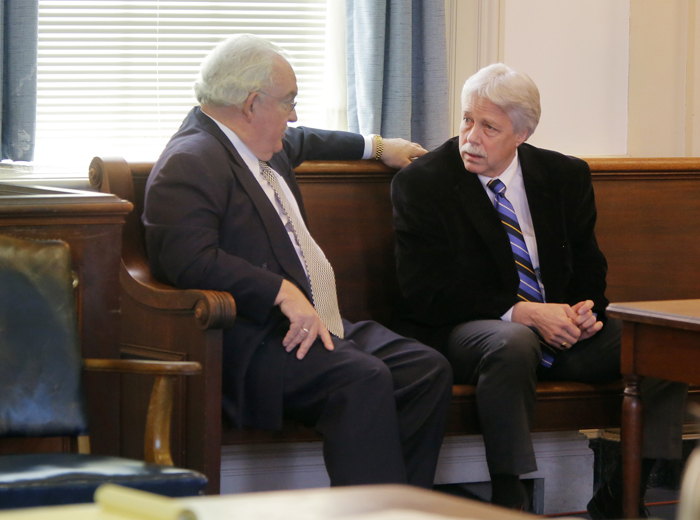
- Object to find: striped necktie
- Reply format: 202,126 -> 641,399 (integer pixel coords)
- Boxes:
487,178 -> 555,367
259,161 -> 344,338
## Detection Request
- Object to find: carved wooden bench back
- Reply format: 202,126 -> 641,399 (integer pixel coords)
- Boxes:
89,156 -> 700,494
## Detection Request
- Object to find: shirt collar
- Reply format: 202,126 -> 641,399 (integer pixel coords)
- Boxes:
202,110 -> 261,176
477,150 -> 520,189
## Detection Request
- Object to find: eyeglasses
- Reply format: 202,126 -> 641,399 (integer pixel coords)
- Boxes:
255,90 -> 297,113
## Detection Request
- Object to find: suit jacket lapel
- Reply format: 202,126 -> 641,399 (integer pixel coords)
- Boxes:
193,109 -> 312,295
450,147 -> 519,287
519,144 -> 564,293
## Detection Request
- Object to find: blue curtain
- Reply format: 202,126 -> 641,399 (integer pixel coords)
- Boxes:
1,0 -> 38,161
345,0 -> 449,151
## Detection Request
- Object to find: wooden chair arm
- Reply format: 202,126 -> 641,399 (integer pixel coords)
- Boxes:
83,358 -> 201,375
84,359 -> 202,466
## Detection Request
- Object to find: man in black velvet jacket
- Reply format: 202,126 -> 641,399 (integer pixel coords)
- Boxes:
392,63 -> 687,515
143,34 -> 452,488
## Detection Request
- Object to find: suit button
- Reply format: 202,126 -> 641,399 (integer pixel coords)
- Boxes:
261,263 -> 268,269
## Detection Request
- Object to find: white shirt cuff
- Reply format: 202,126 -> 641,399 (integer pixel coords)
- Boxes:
362,135 -> 373,160
501,306 -> 514,322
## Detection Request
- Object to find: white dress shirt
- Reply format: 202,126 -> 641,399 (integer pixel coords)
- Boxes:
205,113 -> 372,281
477,151 -> 546,320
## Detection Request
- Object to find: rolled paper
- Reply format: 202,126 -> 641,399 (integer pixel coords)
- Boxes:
678,447 -> 700,520
95,484 -> 197,520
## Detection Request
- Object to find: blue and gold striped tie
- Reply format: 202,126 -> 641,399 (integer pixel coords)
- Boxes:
488,178 -> 555,367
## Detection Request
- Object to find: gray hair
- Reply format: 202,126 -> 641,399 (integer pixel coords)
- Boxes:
194,34 -> 287,107
461,63 -> 541,138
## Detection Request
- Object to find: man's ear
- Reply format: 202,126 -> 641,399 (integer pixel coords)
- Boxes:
515,129 -> 529,147
241,92 -> 258,122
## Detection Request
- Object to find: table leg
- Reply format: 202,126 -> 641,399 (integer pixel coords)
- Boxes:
622,374 -> 643,519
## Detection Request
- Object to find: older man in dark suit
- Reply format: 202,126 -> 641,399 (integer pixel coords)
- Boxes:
391,63 -> 687,515
143,34 -> 452,488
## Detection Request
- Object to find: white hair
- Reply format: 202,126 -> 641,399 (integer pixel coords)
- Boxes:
461,63 -> 541,138
194,34 -> 287,107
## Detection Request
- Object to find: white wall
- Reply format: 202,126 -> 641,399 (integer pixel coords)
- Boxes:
445,0 -> 700,158
503,0 -> 630,156
628,0 -> 689,157
692,1 -> 700,156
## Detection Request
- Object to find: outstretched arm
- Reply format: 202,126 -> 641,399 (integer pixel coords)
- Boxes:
282,126 -> 428,169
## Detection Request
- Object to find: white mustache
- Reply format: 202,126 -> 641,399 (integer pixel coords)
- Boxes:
461,142 -> 487,159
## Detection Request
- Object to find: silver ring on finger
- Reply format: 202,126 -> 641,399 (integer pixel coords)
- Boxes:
301,328 -> 309,334
561,341 -> 568,348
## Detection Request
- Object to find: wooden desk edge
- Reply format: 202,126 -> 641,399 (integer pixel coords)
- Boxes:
607,300 -> 700,330
0,485 -> 536,520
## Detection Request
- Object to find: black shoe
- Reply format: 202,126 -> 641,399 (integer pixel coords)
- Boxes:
586,484 -> 649,520
491,478 -> 530,512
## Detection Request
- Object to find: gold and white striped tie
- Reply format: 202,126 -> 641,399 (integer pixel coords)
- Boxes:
259,161 -> 344,338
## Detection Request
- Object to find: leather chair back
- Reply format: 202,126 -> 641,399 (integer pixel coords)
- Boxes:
0,234 -> 88,438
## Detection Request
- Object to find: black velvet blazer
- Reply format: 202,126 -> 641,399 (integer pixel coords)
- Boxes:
391,138 -> 609,350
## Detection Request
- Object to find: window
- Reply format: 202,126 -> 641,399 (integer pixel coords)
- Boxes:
35,0 -> 328,166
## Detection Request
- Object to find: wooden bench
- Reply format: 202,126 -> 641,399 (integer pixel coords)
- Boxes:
89,156 -> 700,494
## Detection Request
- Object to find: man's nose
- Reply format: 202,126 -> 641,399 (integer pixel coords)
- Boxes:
288,108 -> 298,123
467,125 -> 482,143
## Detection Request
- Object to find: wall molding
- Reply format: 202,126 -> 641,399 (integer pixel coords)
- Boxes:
220,431 -> 593,515
476,0 -> 502,69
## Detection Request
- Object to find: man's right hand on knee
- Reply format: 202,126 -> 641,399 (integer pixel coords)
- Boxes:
275,279 -> 334,359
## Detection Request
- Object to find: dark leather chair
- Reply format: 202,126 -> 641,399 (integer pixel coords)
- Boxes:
0,234 -> 208,509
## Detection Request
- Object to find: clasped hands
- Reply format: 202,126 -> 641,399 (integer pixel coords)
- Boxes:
512,299 -> 603,350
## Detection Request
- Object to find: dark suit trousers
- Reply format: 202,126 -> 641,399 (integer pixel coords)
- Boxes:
250,319 -> 453,488
446,318 -> 687,476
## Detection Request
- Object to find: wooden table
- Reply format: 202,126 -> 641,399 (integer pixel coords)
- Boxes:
607,299 -> 700,518
0,484 -> 535,520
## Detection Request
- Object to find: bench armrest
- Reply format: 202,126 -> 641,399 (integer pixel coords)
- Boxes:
120,263 -> 236,330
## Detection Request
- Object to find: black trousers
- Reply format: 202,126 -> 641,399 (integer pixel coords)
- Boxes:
446,318 -> 688,476
252,319 -> 453,488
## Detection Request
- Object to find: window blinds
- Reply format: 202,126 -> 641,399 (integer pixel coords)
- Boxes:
35,0 -> 328,165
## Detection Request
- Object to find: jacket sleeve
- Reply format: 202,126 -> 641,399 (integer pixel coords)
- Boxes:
562,160 -> 610,320
281,126 -> 366,168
